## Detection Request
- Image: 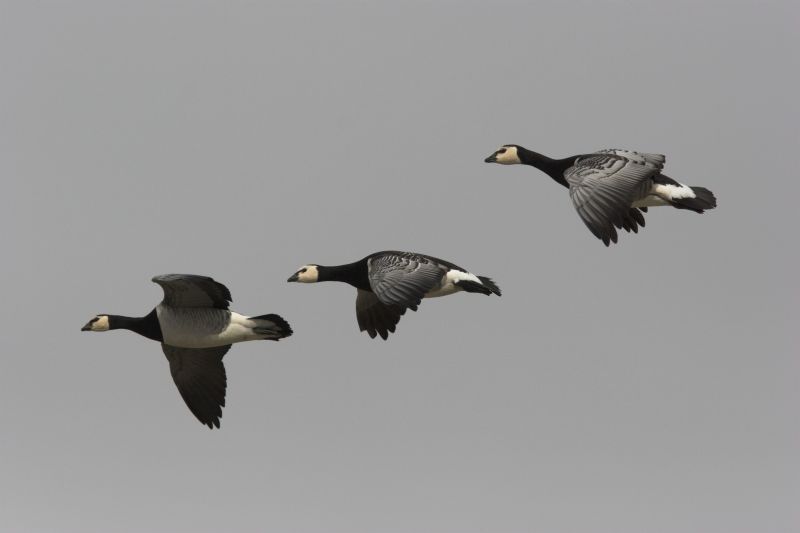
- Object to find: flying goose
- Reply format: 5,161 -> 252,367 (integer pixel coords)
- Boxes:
287,251 -> 500,340
484,145 -> 717,246
81,274 -> 292,428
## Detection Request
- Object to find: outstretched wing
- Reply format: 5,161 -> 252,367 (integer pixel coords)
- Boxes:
367,252 -> 446,308
152,274 -> 232,309
162,344 -> 230,429
565,153 -> 658,246
355,289 -> 411,340
595,149 -> 665,170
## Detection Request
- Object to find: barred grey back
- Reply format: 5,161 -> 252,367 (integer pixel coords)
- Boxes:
367,253 -> 446,308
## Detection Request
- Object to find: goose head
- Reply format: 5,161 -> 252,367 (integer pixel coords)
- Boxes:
82,315 -> 110,332
484,145 -> 521,165
287,265 -> 319,283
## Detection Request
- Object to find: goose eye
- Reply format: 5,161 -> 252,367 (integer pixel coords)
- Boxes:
300,268 -> 307,273
498,148 -> 507,154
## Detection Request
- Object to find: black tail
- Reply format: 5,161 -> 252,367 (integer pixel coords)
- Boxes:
250,313 -> 293,340
671,186 -> 717,213
458,276 -> 501,296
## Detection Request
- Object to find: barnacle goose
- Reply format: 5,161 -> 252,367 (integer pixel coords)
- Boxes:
484,145 -> 717,246
287,251 -> 501,340
81,274 -> 292,428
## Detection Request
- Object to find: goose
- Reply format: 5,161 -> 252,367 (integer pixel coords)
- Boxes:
484,145 -> 717,246
287,251 -> 500,340
81,274 -> 292,428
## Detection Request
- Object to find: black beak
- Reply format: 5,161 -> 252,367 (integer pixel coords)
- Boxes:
484,153 -> 497,163
287,273 -> 299,283
81,321 -> 93,331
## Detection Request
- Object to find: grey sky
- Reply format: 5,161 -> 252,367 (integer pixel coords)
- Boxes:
1,1 -> 798,532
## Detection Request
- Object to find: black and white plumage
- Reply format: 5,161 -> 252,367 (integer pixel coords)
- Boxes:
82,274 -> 292,428
287,251 -> 501,340
485,145 -> 717,246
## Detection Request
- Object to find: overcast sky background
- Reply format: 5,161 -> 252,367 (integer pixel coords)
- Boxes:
1,1 -> 798,532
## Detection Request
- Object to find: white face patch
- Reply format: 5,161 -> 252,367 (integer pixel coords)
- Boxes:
88,315 -> 110,331
494,145 -> 521,165
294,265 -> 319,283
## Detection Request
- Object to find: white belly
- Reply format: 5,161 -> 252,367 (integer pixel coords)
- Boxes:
632,182 -> 695,208
157,306 -> 260,348
424,269 -> 480,298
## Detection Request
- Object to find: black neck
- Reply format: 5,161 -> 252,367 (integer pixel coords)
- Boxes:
317,261 -> 370,291
108,308 -> 163,342
517,147 -> 576,188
